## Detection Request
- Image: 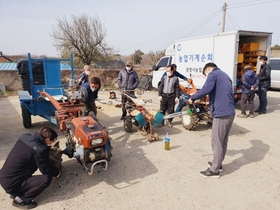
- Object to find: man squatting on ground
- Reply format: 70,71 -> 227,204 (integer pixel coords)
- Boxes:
158,65 -> 180,128
189,62 -> 235,178
0,127 -> 60,209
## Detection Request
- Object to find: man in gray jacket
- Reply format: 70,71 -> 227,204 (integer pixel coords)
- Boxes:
118,61 -> 139,120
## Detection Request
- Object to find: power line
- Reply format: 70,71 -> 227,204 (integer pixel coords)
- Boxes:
228,0 -> 280,9
119,8 -> 222,53
226,11 -> 241,30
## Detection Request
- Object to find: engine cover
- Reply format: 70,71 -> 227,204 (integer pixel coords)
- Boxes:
70,116 -> 107,149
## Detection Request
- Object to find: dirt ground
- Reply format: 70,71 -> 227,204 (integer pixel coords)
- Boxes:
0,90 -> 280,210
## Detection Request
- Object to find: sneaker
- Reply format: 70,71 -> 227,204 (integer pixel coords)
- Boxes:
167,121 -> 173,128
207,162 -> 223,172
12,199 -> 37,209
237,113 -> 247,118
249,114 -> 254,118
120,116 -> 125,120
199,168 -> 220,178
259,110 -> 266,114
254,109 -> 260,113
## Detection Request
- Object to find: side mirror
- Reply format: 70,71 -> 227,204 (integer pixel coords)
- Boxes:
153,65 -> 160,71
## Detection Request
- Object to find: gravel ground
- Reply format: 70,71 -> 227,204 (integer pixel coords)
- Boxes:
0,89 -> 280,210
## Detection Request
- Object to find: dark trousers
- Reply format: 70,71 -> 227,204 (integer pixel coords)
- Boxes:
160,93 -> 176,122
257,87 -> 268,111
210,115 -> 235,173
240,93 -> 255,114
4,175 -> 52,203
85,101 -> 97,116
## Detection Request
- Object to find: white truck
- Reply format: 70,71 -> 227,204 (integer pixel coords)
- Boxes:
152,30 -> 272,102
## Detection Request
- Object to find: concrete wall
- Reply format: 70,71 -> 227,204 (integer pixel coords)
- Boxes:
271,48 -> 280,58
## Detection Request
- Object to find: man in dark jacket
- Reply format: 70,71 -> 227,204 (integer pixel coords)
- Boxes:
118,61 -> 139,120
237,65 -> 259,118
255,56 -> 271,114
158,65 -> 180,127
189,63 -> 235,178
80,77 -> 101,116
0,127 -> 60,209
77,65 -> 91,87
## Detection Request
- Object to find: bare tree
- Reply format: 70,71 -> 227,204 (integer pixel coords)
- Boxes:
51,14 -> 112,65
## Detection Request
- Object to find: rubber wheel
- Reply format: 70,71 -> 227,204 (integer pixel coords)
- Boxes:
124,116 -> 132,132
21,103 -> 31,128
181,106 -> 199,130
80,87 -> 88,103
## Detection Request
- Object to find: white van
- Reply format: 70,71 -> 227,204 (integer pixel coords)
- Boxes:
269,58 -> 280,89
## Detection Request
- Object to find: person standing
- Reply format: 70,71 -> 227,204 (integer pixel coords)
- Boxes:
118,61 -> 139,120
254,56 -> 271,114
158,65 -> 180,127
188,63 -> 235,178
0,127 -> 60,209
161,64 -> 189,113
80,77 -> 101,116
237,65 -> 259,118
77,65 -> 91,87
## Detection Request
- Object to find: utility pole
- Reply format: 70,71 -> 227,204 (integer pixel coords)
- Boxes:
221,2 -> 227,32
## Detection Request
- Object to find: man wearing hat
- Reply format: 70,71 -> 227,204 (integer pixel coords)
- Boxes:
118,61 -> 139,120
237,65 -> 259,118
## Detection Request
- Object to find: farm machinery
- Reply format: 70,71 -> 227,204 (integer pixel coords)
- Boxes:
17,53 -> 112,175
164,79 -> 212,130
121,90 -> 164,142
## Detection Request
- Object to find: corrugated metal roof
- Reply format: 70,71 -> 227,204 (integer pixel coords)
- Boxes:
0,62 -> 71,71
0,62 -> 17,70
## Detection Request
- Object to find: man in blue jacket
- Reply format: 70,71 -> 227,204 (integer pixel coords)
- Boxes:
189,63 -> 235,178
0,127 -> 60,209
238,65 -> 259,118
81,77 -> 101,116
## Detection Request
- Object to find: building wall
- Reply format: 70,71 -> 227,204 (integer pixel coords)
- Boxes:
271,48 -> 280,58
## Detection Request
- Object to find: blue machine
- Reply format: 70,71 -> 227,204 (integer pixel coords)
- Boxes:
18,53 -> 75,128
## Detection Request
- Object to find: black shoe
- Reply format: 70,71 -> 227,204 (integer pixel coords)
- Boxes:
10,194 -> 16,199
120,116 -> 125,120
207,162 -> 223,172
12,199 -> 37,209
259,110 -> 266,114
199,168 -> 220,178
254,109 -> 260,112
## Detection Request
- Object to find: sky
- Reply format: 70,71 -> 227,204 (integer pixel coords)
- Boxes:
1,0 -> 280,57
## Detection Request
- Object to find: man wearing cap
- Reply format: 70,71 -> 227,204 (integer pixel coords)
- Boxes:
188,63 -> 235,178
237,65 -> 259,118
118,61 -> 139,120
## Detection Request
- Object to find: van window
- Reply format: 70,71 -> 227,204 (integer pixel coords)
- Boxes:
157,57 -> 169,68
269,60 -> 280,70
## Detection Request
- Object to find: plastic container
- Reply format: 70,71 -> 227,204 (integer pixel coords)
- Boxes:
164,132 -> 170,150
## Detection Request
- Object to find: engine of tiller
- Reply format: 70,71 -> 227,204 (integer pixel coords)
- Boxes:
65,116 -> 111,175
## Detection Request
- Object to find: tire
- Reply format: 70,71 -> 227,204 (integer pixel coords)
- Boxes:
21,103 -> 31,128
181,106 -> 199,130
124,116 -> 132,132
